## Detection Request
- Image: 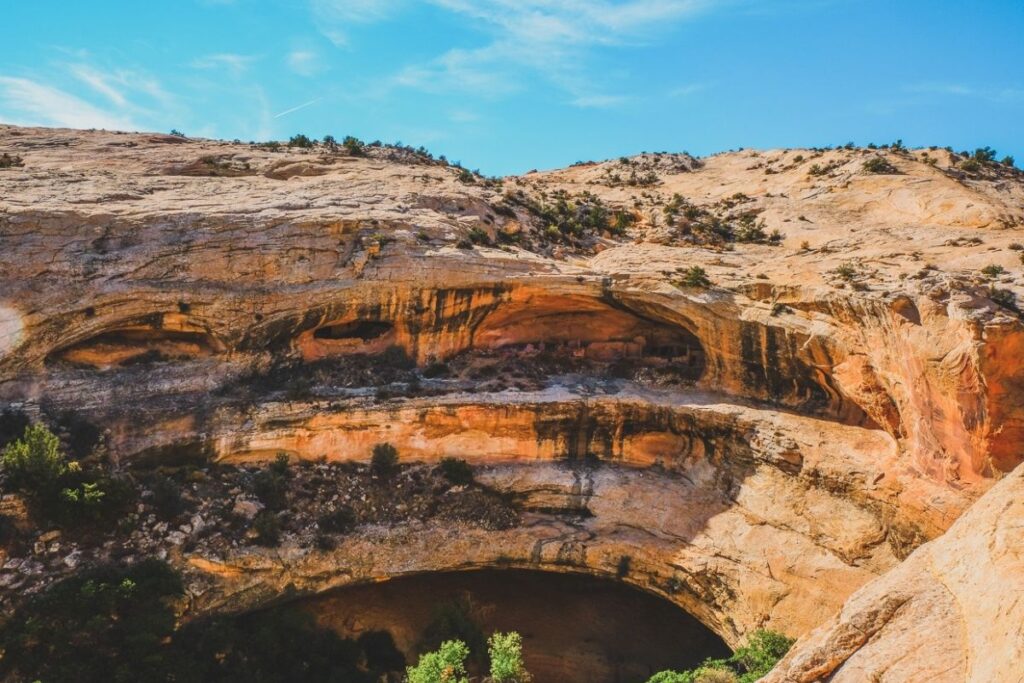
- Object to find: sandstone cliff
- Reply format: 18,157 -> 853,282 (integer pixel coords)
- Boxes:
1,125 -> 1023,678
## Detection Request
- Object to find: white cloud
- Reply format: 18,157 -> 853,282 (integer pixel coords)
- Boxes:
571,94 -> 630,108
905,82 -> 1024,103
669,83 -> 707,97
381,1 -> 721,102
0,76 -> 139,130
286,49 -> 324,76
311,0 -> 404,45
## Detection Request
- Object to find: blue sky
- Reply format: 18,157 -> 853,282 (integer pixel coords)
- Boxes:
1,1 -> 1022,175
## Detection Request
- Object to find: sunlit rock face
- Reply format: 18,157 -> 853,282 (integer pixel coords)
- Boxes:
2,125 -> 1024,676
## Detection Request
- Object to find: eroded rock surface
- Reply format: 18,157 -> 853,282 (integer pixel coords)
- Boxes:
1,125 -> 1023,674
762,464 -> 1024,683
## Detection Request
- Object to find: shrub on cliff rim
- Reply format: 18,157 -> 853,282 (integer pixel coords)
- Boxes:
862,156 -> 898,174
344,135 -> 366,156
371,442 -> 400,478
288,133 -> 314,148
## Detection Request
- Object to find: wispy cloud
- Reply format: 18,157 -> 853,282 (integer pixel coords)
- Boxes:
379,1 -> 721,103
0,76 -> 139,130
310,0 -> 404,45
191,53 -> 257,76
905,82 -> 1024,103
286,49 -> 324,76
669,83 -> 707,97
571,94 -> 630,108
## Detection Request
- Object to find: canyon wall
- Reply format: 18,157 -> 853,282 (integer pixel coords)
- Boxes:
2,126 -> 1024,677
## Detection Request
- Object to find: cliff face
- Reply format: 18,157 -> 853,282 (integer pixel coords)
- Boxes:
1,126 -> 1024,673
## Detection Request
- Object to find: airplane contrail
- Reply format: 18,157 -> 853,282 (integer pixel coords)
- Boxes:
273,97 -> 322,118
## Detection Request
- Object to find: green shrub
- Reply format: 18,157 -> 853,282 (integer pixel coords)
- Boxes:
1001,155 -> 1015,168
981,264 -> 1006,278
322,134 -> 338,149
646,630 -> 794,683
252,460 -> 289,511
862,156 -> 898,174
371,442 -> 400,478
833,262 -> 858,280
457,168 -> 476,184
960,158 -> 981,173
252,509 -> 281,546
1,423 -> 68,495
318,504 -> 357,533
343,135 -> 365,156
677,266 -> 711,288
488,631 -> 531,683
438,457 -> 474,485
288,133 -> 314,148
0,560 -> 182,683
407,640 -> 470,683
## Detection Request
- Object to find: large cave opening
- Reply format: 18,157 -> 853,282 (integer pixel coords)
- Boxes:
289,569 -> 730,683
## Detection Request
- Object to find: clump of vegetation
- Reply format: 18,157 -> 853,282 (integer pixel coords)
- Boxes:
0,560 -> 398,682
832,262 -> 860,281
371,442 -> 400,478
251,453 -> 291,510
252,509 -> 282,546
661,193 -> 780,246
862,156 -> 899,174
0,152 -> 24,168
408,630 -> 532,683
0,559 -> 183,683
488,631 -> 532,683
646,630 -> 794,683
438,457 -> 474,485
343,135 -> 365,156
981,264 -> 1006,279
676,266 -> 711,288
407,639 -> 471,683
1,423 -> 133,527
288,133 -> 314,148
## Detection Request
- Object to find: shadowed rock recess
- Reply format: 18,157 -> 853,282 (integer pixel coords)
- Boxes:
1,126 -> 1024,681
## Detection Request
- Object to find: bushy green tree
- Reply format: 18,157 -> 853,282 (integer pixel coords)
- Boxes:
406,639 -> 470,683
488,631 -> 531,683
645,630 -> 794,683
1,422 -> 69,494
